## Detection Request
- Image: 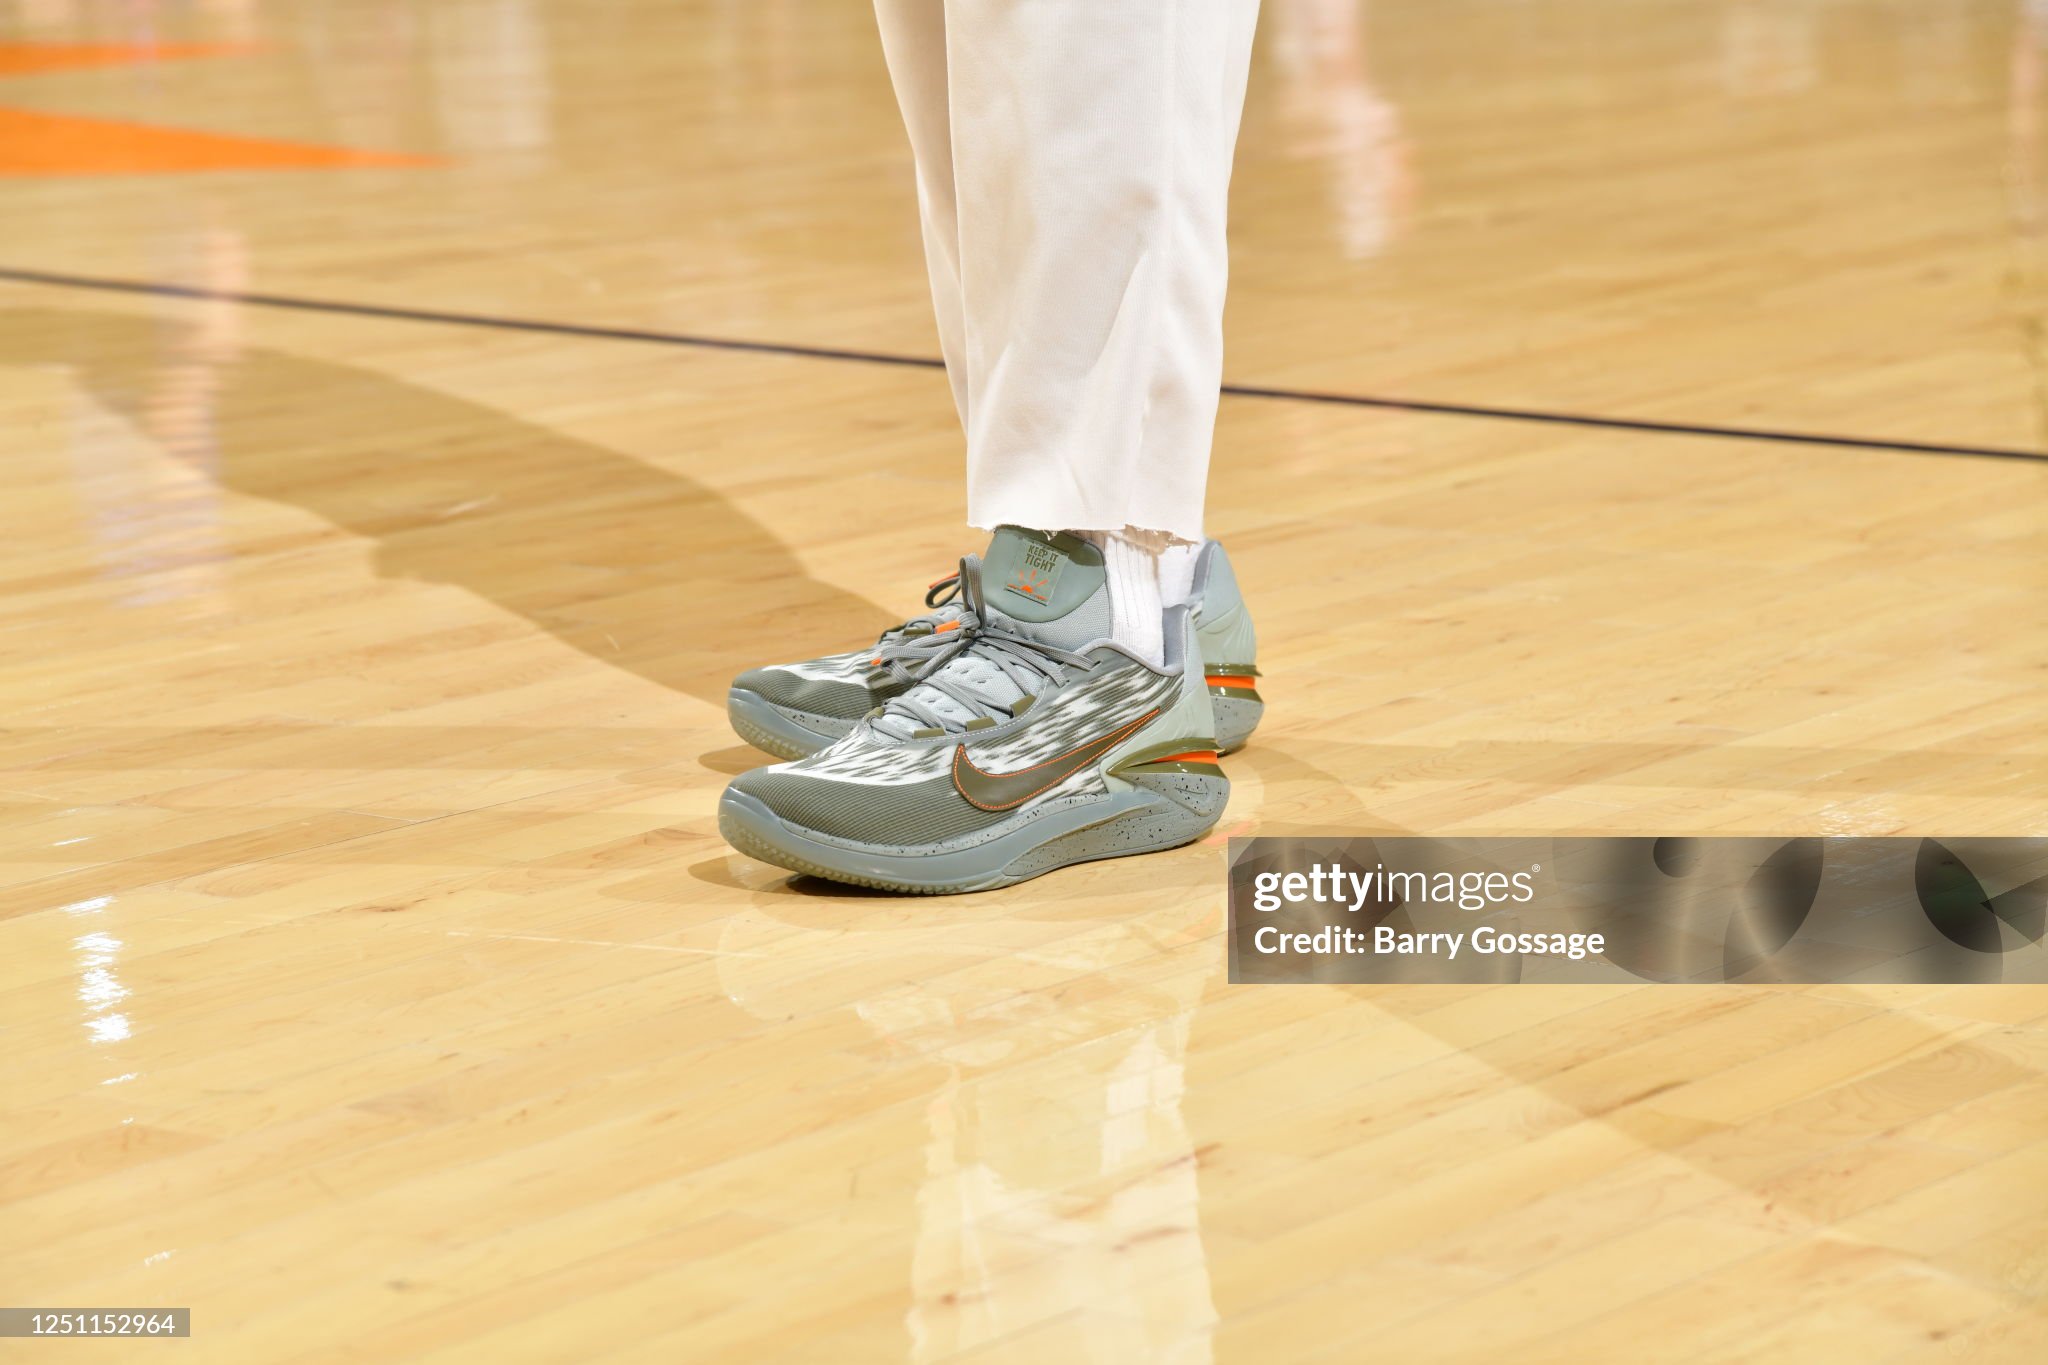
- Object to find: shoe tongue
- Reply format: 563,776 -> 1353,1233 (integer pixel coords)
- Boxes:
865,531 -> 1112,741
978,527 -> 1110,651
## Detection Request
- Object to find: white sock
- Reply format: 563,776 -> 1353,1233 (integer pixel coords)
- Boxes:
1159,540 -> 1199,609
1077,527 -> 1185,667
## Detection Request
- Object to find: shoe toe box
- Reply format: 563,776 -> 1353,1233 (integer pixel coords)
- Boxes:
731,660 -> 886,723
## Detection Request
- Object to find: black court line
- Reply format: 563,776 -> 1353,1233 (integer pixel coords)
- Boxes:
4,263 -> 2044,466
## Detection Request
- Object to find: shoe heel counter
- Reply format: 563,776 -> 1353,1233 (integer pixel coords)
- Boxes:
1193,543 -> 1263,754
1194,541 -> 1258,673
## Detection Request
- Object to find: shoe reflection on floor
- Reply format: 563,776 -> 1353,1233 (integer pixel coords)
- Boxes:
717,893 -> 1221,1363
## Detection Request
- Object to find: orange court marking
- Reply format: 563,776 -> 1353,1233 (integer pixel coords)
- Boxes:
0,40 -> 252,77
0,107 -> 440,176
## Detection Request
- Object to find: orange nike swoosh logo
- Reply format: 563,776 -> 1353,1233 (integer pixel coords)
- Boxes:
951,710 -> 1158,811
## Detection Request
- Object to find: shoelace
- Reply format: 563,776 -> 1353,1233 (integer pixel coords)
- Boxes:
869,572 -> 963,651
870,555 -> 1092,736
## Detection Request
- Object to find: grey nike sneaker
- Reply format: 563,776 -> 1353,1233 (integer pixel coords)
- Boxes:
718,528 -> 1229,894
726,535 -> 1261,760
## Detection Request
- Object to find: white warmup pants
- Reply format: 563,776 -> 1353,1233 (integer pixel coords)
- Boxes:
873,1 -> 1261,545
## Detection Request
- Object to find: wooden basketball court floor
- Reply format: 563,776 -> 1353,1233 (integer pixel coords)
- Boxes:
1,1 -> 2045,1360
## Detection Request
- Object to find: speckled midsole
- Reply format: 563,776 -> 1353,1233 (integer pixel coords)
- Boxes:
718,771 -> 1226,892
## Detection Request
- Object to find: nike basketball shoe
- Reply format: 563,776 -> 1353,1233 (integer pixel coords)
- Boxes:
725,534 -> 1261,760
718,528 -> 1230,893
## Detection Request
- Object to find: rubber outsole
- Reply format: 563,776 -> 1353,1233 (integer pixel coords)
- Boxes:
719,775 -> 1226,894
725,686 -> 848,762
1212,693 -> 1263,756
720,793 -> 962,894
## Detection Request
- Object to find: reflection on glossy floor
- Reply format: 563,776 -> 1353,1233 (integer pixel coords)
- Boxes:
2,0 -> 2045,1361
